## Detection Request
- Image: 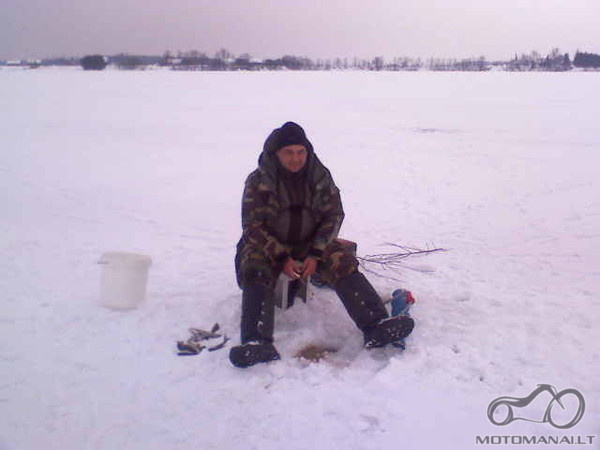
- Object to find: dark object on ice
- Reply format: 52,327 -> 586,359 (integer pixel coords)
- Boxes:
229,341 -> 281,368
189,323 -> 222,340
177,341 -> 205,356
176,323 -> 229,356
390,289 -> 416,316
208,335 -> 231,352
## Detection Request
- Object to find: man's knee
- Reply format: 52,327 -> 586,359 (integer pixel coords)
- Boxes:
240,264 -> 276,288
319,242 -> 359,286
236,247 -> 277,288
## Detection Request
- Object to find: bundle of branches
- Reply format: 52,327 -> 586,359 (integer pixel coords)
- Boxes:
357,243 -> 446,280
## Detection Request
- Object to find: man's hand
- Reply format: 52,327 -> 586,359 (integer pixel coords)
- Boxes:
300,257 -> 318,280
282,258 -> 301,279
282,257 -> 318,280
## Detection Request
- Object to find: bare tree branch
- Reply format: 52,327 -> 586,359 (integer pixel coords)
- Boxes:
356,243 -> 446,279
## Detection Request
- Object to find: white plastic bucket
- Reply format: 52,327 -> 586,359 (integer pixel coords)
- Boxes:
98,252 -> 152,309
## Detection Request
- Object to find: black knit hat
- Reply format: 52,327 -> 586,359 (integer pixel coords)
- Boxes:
264,121 -> 313,154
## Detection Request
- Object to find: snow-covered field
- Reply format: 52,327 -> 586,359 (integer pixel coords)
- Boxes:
1,67 -> 599,450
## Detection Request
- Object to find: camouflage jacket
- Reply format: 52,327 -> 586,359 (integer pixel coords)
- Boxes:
240,148 -> 344,263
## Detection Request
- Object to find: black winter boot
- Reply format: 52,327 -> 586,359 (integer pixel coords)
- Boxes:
229,341 -> 281,368
335,271 -> 414,348
363,316 -> 414,349
230,281 -> 280,368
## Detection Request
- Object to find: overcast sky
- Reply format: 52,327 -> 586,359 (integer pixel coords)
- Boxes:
2,0 -> 599,61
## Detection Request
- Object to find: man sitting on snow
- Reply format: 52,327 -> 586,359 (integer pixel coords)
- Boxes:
229,121 -> 414,368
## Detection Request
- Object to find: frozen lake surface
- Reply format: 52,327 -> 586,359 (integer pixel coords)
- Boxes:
1,68 -> 599,449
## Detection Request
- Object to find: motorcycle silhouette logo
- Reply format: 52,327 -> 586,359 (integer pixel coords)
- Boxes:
487,384 -> 585,429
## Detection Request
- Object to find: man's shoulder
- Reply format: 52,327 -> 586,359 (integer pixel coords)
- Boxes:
244,169 -> 261,184
244,168 -> 274,191
309,156 -> 337,188
313,165 -> 338,192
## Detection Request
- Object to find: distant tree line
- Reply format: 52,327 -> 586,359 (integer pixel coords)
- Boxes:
4,47 -> 599,72
82,48 -> 598,72
573,52 -> 600,69
507,49 -> 600,70
506,49 -> 572,72
81,55 -> 108,70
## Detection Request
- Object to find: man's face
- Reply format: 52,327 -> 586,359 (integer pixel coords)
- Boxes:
276,145 -> 308,173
